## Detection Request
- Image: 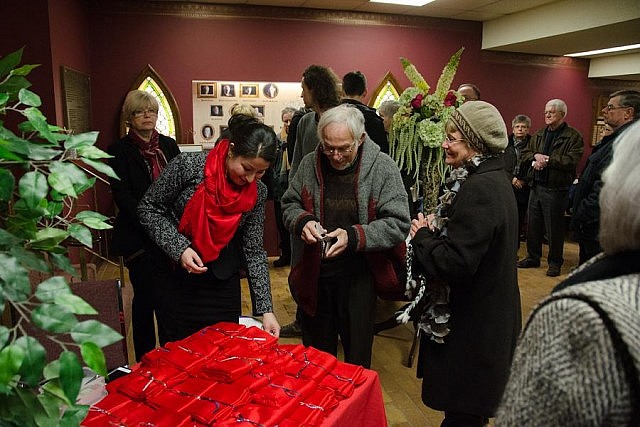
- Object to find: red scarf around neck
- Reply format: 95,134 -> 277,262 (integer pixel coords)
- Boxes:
178,139 -> 258,263
128,128 -> 168,180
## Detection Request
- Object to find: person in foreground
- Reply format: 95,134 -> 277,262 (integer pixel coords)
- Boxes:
282,104 -> 410,368
108,90 -> 180,359
409,101 -> 522,427
138,114 -> 281,341
496,119 -> 640,426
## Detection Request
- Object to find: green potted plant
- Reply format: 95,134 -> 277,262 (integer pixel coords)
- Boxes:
0,47 -> 122,426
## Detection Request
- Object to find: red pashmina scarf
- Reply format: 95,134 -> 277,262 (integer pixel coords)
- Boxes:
178,139 -> 257,263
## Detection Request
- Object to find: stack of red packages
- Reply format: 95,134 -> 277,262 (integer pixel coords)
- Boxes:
83,322 -> 368,426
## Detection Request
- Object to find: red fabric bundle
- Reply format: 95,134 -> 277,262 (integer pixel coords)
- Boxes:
196,322 -> 247,347
251,374 -> 317,407
318,363 -> 367,400
117,365 -> 188,401
224,325 -> 278,350
282,347 -> 338,381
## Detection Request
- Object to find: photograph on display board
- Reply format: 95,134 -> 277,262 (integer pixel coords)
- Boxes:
202,124 -> 214,140
197,82 -> 216,98
263,83 -> 279,99
220,83 -> 236,97
240,84 -> 258,97
210,105 -> 224,117
251,105 -> 265,118
220,125 -> 228,135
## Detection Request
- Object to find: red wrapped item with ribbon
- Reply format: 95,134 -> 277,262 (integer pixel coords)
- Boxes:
318,362 -> 367,400
251,374 -> 317,407
282,347 -> 338,381
117,364 -> 188,402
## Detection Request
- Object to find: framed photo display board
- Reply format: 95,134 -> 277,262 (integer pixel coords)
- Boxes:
192,81 -> 303,149
61,66 -> 91,134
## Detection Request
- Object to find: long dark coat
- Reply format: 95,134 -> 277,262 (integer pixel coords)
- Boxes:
411,157 -> 522,416
107,134 -> 180,259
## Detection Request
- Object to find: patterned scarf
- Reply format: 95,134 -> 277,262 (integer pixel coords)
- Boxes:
178,139 -> 258,264
398,154 -> 491,343
128,128 -> 167,180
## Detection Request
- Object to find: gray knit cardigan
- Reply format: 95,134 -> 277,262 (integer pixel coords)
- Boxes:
495,253 -> 640,426
137,151 -> 274,315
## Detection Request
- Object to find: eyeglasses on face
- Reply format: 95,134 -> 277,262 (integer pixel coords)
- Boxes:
321,140 -> 357,156
443,136 -> 466,145
605,104 -> 628,111
132,108 -> 158,118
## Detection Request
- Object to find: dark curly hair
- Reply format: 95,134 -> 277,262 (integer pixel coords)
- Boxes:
302,65 -> 341,111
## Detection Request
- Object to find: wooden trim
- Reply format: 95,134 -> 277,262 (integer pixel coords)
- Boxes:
369,71 -> 403,107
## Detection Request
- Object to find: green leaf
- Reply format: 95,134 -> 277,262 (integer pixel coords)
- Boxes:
76,145 -> 112,160
41,380 -> 72,406
59,351 -> 83,404
68,223 -> 92,247
5,213 -> 38,239
49,253 -> 77,277
0,47 -> 25,79
0,168 -> 15,201
55,293 -> 97,316
23,107 -> 56,144
30,227 -> 69,251
0,228 -> 22,247
81,342 -> 107,377
80,158 -> 119,180
9,246 -> 50,272
71,320 -> 122,347
49,161 -> 89,187
36,392 -> 66,425
0,92 -> 9,106
75,210 -> 112,230
15,336 -> 46,387
45,200 -> 64,219
63,131 -> 99,150
47,169 -> 76,198
43,359 -> 60,381
10,64 -> 40,78
73,177 -> 96,197
18,171 -> 48,210
0,325 -> 9,348
31,303 -> 78,333
27,141 -> 63,161
0,75 -> 31,100
18,87 -> 41,107
59,404 -> 89,427
0,253 -> 31,301
0,344 -> 25,387
13,197 -> 48,219
35,276 -> 71,303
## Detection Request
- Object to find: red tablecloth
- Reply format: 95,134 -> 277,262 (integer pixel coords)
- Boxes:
323,369 -> 387,427
83,322 -> 388,426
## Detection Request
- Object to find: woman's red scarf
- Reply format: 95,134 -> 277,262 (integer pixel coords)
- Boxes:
128,128 -> 168,180
178,139 -> 257,263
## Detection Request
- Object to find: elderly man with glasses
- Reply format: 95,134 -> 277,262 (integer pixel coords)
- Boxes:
281,104 -> 410,368
570,90 -> 640,265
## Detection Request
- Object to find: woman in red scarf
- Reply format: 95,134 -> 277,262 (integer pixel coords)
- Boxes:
108,90 -> 180,360
138,115 -> 281,342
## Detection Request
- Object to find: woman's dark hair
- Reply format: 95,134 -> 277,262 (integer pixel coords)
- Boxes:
227,114 -> 277,163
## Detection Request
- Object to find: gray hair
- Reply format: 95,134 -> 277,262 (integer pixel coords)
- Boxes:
599,119 -> 640,254
546,99 -> 567,116
610,90 -> 640,121
512,114 -> 531,128
378,100 -> 401,118
317,104 -> 366,143
122,90 -> 159,119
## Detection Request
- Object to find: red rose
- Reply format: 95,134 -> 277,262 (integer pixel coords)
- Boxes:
410,94 -> 424,109
444,91 -> 457,107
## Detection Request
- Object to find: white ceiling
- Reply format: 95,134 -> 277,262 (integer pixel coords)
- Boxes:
153,0 -> 640,79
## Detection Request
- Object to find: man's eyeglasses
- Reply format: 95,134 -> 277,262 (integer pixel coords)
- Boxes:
132,108 -> 158,118
321,140 -> 357,156
605,104 -> 628,111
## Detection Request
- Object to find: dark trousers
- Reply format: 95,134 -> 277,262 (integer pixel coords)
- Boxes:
273,198 -> 291,258
441,412 -> 488,427
526,186 -> 569,267
299,262 -> 376,368
126,249 -> 173,359
577,239 -> 602,265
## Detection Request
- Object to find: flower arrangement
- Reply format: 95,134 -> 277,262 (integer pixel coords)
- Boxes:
389,47 -> 464,213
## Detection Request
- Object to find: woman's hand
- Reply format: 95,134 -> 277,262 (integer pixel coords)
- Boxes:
180,247 -> 208,274
409,212 -> 432,239
261,313 -> 280,337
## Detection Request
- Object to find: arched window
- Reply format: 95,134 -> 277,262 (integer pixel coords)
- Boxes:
120,65 -> 182,143
369,71 -> 403,109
